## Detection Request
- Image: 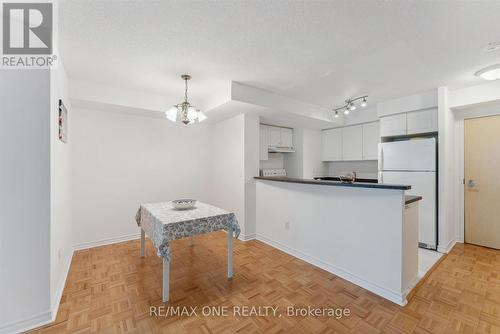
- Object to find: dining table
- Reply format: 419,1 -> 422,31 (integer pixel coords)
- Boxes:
135,201 -> 240,302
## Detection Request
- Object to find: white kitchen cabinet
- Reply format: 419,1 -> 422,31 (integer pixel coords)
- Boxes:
402,201 -> 419,292
407,108 -> 438,135
259,125 -> 269,160
268,126 -> 281,147
280,128 -> 293,147
267,126 -> 293,147
362,121 -> 380,160
322,128 -> 342,161
380,113 -> 407,137
342,125 -> 363,160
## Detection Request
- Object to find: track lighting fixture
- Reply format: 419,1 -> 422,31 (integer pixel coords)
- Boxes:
331,95 -> 368,118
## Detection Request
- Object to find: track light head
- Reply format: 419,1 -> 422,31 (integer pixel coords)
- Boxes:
360,97 -> 367,108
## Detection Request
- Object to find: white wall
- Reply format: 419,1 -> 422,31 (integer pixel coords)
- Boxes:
342,106 -> 379,125
437,87 -> 457,253
301,129 -> 325,178
210,114 -> 246,235
243,114 -> 260,238
49,62 -> 73,313
0,70 -> 52,332
378,89 -> 438,117
450,80 -> 500,109
210,113 -> 259,239
281,128 -> 325,179
71,108 -> 213,248
260,153 -> 284,170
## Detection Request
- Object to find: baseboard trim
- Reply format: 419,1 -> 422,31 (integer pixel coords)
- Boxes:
0,249 -> 75,334
239,233 -> 256,241
256,233 -> 407,306
0,309 -> 52,334
50,248 -> 74,320
405,251 -> 448,302
437,239 -> 456,254
73,232 -> 141,251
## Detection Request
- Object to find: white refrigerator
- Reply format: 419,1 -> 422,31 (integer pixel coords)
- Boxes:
378,137 -> 437,250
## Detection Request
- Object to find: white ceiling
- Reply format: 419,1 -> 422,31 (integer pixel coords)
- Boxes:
59,0 -> 500,110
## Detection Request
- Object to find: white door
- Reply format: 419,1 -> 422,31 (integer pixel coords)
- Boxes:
380,113 -> 407,137
322,128 -> 342,161
268,126 -> 281,147
378,138 -> 436,171
380,171 -> 437,249
362,122 -> 379,160
342,125 -> 363,160
280,128 -> 293,147
407,109 -> 438,135
464,115 -> 500,249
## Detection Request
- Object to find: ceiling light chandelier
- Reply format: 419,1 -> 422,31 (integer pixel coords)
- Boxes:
165,74 -> 207,124
332,95 -> 368,118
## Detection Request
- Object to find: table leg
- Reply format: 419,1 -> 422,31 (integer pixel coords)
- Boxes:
227,226 -> 233,279
140,228 -> 145,257
189,236 -> 194,246
163,258 -> 170,303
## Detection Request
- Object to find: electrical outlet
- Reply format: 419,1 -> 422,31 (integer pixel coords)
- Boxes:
284,221 -> 290,230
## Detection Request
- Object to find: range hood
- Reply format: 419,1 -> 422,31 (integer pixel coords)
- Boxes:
268,146 -> 295,153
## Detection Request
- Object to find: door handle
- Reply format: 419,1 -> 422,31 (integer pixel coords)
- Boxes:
467,179 -> 476,188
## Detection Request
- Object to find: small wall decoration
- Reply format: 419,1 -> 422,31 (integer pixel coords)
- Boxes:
58,99 -> 68,143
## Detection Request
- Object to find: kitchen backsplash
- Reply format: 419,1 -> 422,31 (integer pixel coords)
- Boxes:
260,152 -> 285,170
326,160 -> 378,179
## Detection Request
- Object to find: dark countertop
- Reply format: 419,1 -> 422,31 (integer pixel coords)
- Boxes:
405,195 -> 423,204
255,176 -> 411,190
314,176 -> 378,183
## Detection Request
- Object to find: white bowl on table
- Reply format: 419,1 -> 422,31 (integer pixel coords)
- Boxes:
172,199 -> 197,210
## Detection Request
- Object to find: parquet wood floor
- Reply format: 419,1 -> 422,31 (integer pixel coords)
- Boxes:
30,233 -> 500,333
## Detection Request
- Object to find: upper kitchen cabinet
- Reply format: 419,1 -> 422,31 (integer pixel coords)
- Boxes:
380,113 -> 407,137
406,108 -> 438,135
342,125 -> 363,160
268,126 -> 293,148
378,90 -> 438,137
268,126 -> 281,147
322,128 -> 342,161
280,128 -> 293,147
362,122 -> 380,160
260,125 -> 269,160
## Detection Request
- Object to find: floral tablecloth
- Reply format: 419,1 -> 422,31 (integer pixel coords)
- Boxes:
135,201 -> 240,261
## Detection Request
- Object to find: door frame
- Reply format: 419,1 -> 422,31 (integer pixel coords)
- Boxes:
454,103 -> 500,244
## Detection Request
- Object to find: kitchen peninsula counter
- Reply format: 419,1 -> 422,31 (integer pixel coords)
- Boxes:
255,176 -> 420,306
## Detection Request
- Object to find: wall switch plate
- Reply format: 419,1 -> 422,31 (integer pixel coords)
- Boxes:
58,248 -> 61,260
284,221 -> 290,230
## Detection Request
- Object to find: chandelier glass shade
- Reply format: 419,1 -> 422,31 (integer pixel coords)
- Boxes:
165,74 -> 207,125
